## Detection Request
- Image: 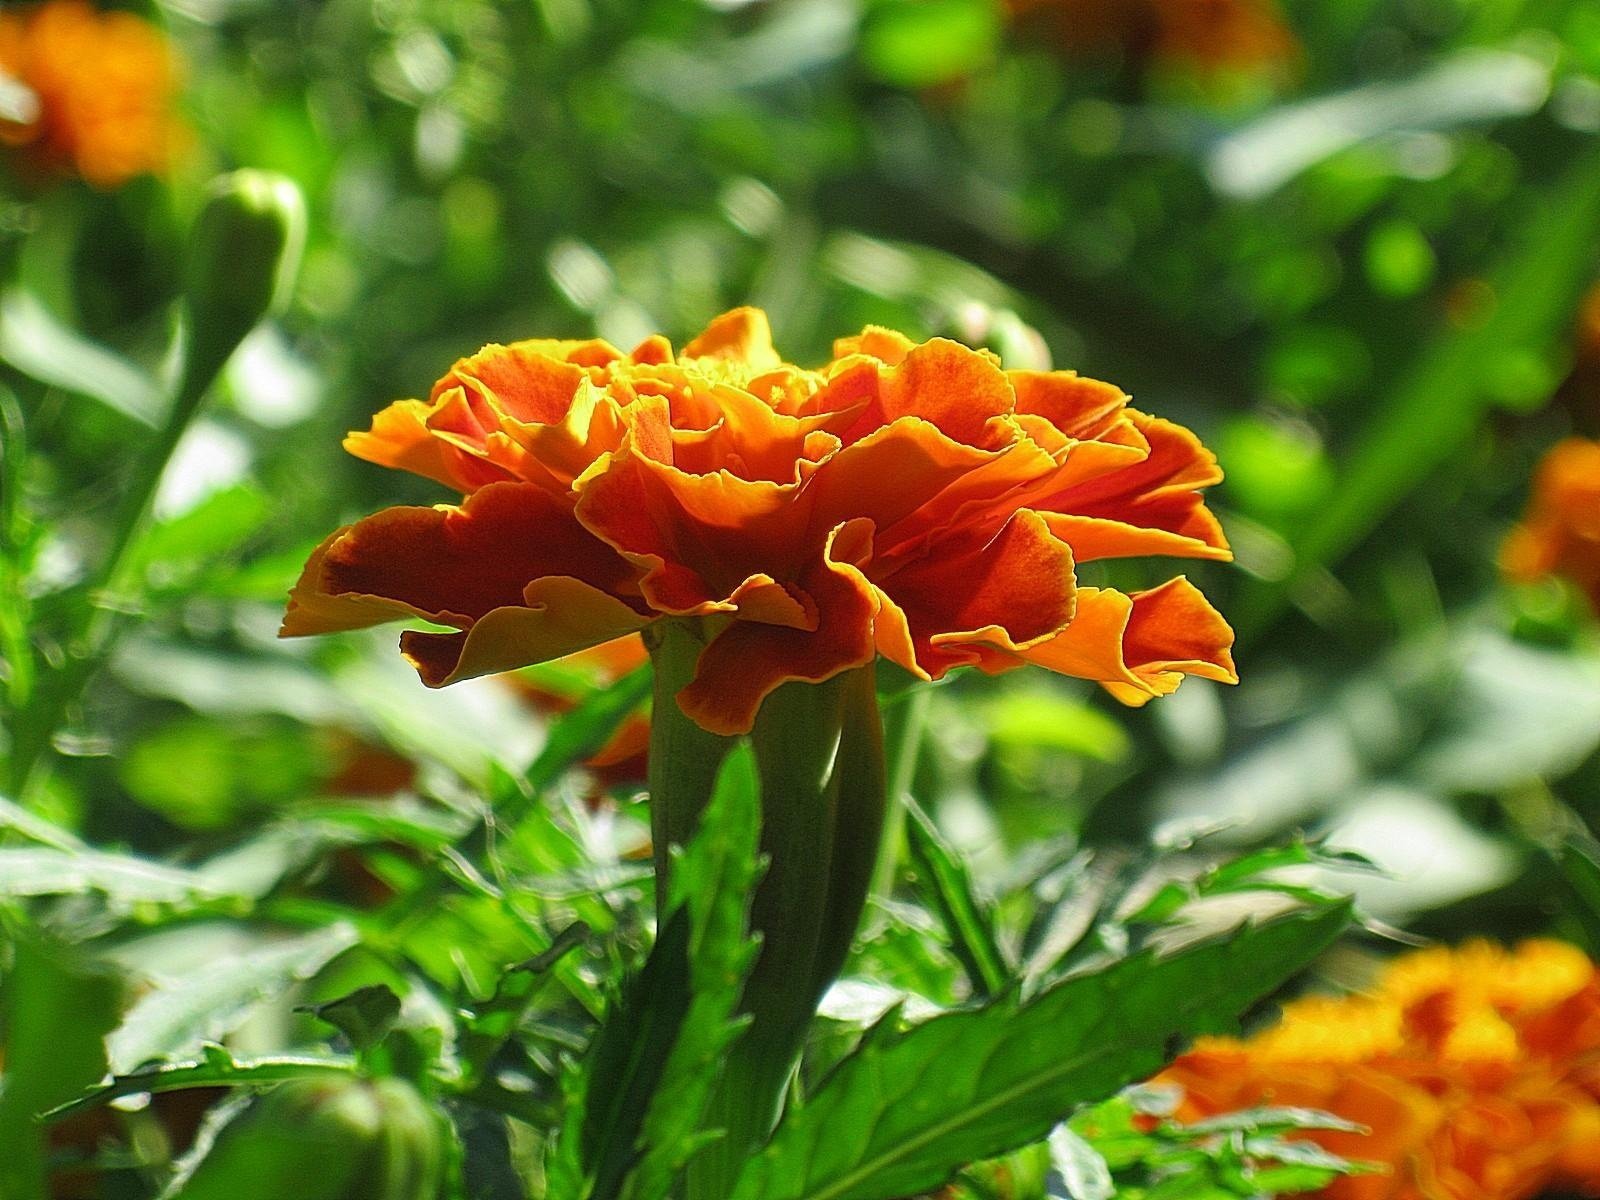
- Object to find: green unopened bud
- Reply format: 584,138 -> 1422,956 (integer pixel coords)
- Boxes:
172,1077 -> 443,1200
181,169 -> 306,402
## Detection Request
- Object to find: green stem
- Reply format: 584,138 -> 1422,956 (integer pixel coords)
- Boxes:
672,658 -> 886,1200
872,674 -> 931,903
643,619 -> 737,909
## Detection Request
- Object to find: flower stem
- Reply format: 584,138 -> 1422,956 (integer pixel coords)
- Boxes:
643,619 -> 737,908
668,658 -> 886,1200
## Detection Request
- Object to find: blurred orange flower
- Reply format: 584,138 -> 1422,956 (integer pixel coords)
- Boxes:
0,0 -> 184,188
1159,939 -> 1600,1200
1006,0 -> 1297,75
507,636 -> 651,791
1502,438 -> 1600,614
282,308 -> 1234,735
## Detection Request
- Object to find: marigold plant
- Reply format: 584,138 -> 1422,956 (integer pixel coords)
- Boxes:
1502,438 -> 1600,615
281,307 -> 1235,736
0,0 -> 184,188
1158,939 -> 1600,1200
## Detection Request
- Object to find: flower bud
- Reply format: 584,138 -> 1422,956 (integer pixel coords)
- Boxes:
180,169 -> 306,399
171,1077 -> 443,1200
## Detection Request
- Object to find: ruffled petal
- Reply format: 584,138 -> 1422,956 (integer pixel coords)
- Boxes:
431,342 -> 588,425
284,483 -> 640,640
574,436 -> 809,614
401,576 -> 651,686
682,306 -> 782,370
675,525 -> 880,735
1031,412 -> 1231,561
1020,578 -> 1236,704
874,338 -> 1016,448
882,509 -> 1078,676
344,399 -> 516,492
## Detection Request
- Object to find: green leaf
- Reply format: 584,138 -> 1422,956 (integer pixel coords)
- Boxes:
301,984 -> 402,1052
731,901 -> 1351,1200
860,0 -> 1000,90
904,797 -> 1010,999
0,795 -> 85,850
525,665 -> 652,796
0,846 -> 236,906
0,934 -> 125,1200
0,288 -> 165,426
1558,833 -> 1600,951
457,923 -> 589,1088
547,745 -> 762,1200
44,1047 -> 360,1123
135,485 -> 272,578
108,924 -> 358,1073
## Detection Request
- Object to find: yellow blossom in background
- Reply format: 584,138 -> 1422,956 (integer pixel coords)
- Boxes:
1158,939 -> 1600,1200
1502,438 -> 1600,616
0,0 -> 185,188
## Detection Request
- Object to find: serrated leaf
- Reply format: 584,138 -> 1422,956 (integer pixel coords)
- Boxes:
905,796 -> 1009,999
108,924 -> 358,1073
45,1048 -> 359,1123
547,745 -> 762,1200
731,901 -> 1351,1200
0,847 -> 235,906
457,923 -> 589,1088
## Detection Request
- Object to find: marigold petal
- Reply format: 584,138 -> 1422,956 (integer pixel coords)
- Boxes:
887,509 -> 1078,676
574,437 -> 808,614
401,576 -> 651,687
875,338 -> 1016,448
344,399 -> 514,492
431,342 -> 588,425
1032,413 -> 1230,561
831,325 -> 915,366
682,306 -> 782,370
1008,369 -> 1130,440
1020,578 -> 1236,703
675,527 -> 880,735
281,481 -> 639,637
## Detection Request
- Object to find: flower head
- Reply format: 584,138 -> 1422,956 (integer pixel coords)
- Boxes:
0,0 -> 185,188
283,308 -> 1235,735
1502,438 -> 1600,614
1159,939 -> 1600,1200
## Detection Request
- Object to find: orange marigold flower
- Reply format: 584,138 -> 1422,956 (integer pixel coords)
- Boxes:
282,308 -> 1235,735
1005,0 -> 1298,74
1502,438 -> 1600,614
1159,939 -> 1600,1200
0,0 -> 185,188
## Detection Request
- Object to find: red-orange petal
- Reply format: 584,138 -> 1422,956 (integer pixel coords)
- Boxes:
882,509 -> 1079,677
1031,412 -> 1231,561
675,526 -> 880,735
344,399 -> 515,493
1020,578 -> 1236,704
281,483 -> 636,643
